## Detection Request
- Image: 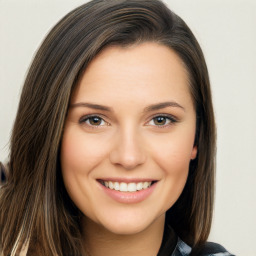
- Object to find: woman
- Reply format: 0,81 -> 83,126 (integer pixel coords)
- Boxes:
0,0 -> 234,255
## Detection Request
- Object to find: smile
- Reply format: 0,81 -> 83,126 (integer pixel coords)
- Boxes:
97,179 -> 158,203
99,180 -> 154,192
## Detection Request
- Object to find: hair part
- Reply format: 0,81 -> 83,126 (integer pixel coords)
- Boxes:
0,0 -> 216,255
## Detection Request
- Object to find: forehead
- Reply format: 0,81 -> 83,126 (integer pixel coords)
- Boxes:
71,42 -> 193,108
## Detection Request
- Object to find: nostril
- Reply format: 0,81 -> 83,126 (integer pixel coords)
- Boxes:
109,135 -> 147,169
110,153 -> 146,170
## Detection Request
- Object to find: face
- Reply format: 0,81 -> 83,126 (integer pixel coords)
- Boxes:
61,42 -> 197,235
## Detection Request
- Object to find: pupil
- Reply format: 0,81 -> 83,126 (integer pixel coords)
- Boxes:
155,117 -> 166,125
90,117 -> 101,125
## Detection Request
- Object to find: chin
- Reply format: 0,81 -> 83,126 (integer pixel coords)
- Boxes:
93,209 -> 165,236
103,221 -> 149,235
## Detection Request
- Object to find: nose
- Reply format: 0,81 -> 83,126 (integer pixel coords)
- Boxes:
109,128 -> 146,170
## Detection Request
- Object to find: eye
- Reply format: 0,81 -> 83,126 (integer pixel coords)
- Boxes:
80,115 -> 108,127
148,115 -> 176,127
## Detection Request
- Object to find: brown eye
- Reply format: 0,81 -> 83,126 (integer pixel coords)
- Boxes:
80,116 -> 107,126
148,115 -> 176,127
153,116 -> 168,125
88,117 -> 102,125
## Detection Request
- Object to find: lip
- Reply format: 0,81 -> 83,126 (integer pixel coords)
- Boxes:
97,179 -> 158,204
97,177 -> 156,183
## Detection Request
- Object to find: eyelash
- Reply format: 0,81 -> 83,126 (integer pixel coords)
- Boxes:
147,114 -> 177,127
79,114 -> 177,128
79,115 -> 109,127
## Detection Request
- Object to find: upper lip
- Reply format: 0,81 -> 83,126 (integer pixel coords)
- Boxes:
97,178 -> 158,183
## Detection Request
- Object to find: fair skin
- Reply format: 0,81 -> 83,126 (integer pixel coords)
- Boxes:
61,42 -> 197,256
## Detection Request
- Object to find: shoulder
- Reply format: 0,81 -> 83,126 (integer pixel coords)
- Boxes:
172,239 -> 235,256
191,242 -> 235,256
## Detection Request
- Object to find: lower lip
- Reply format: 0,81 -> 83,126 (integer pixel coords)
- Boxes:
98,182 -> 157,204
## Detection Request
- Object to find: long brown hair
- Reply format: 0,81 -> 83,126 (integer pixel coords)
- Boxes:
0,0 -> 216,255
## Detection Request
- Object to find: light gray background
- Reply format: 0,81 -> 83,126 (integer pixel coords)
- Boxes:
0,1 -> 255,255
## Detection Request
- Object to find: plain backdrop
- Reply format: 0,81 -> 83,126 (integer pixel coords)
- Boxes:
0,0 -> 255,255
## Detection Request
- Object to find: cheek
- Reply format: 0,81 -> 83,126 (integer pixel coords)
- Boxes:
60,126 -> 109,206
148,131 -> 195,209
61,126 -> 109,174
60,126 -> 110,218
151,132 -> 195,174
157,148 -> 191,212
161,140 -> 191,187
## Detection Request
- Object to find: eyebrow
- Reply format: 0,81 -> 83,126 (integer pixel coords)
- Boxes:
69,102 -> 112,111
70,101 -> 185,112
143,101 -> 185,112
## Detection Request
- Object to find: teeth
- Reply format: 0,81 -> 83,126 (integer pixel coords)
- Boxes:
120,182 -> 127,192
102,181 -> 153,192
136,182 -> 143,191
143,182 -> 150,189
114,182 -> 119,190
127,183 -> 137,192
109,181 -> 114,189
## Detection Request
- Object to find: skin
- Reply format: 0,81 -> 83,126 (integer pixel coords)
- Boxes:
61,42 -> 197,256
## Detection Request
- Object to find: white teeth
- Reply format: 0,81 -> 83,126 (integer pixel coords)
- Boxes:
114,182 -> 119,190
127,183 -> 137,192
120,182 -> 128,192
109,181 -> 114,189
136,182 -> 143,191
101,180 -> 153,192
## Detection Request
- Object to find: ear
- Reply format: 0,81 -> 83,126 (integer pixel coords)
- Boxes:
191,146 -> 197,160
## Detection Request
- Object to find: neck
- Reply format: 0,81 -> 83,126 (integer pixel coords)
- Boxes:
81,214 -> 166,256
